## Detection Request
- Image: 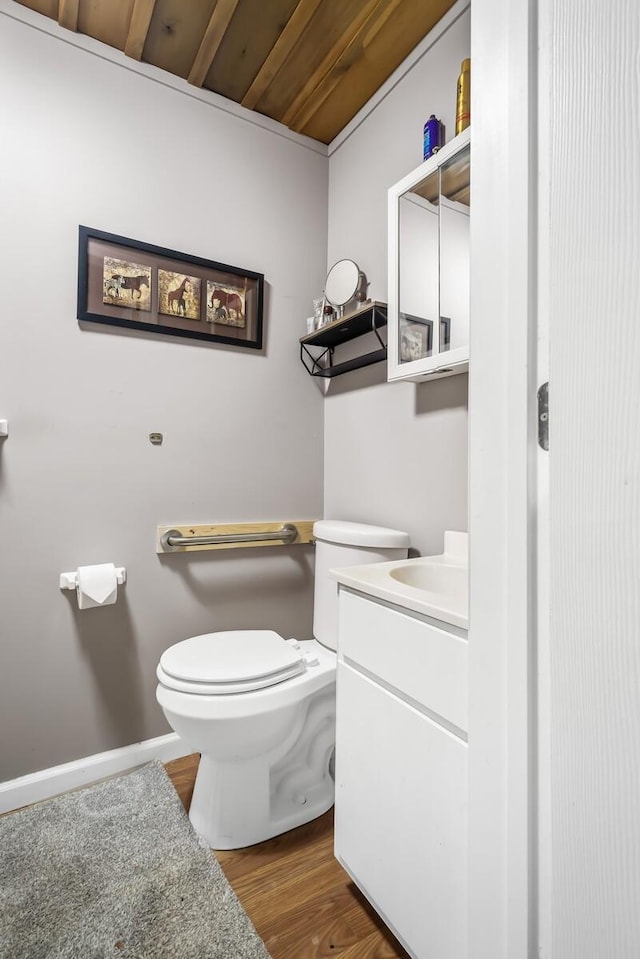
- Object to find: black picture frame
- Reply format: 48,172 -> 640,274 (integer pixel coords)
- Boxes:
399,312 -> 433,362
77,226 -> 264,350
440,315 -> 451,352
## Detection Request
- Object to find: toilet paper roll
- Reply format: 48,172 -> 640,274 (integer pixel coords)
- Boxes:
76,563 -> 119,609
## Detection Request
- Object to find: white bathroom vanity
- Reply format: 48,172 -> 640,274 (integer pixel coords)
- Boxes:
332,532 -> 468,959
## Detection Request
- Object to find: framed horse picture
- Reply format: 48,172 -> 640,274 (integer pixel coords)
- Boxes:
77,226 -> 264,350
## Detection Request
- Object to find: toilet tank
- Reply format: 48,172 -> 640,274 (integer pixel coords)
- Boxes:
313,520 -> 410,651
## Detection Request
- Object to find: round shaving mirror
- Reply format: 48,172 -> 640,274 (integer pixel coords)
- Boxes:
325,259 -> 367,307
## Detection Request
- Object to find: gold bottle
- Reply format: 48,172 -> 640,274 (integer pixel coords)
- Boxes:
455,58 -> 471,134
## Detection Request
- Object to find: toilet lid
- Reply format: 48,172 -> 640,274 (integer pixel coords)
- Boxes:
158,630 -> 306,693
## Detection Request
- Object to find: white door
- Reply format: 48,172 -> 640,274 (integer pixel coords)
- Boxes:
536,1 -> 640,956
470,1 -> 640,957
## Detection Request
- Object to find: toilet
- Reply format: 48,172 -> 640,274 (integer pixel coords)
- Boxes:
156,519 -> 409,849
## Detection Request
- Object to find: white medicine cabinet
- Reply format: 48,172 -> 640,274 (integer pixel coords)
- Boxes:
387,127 -> 470,382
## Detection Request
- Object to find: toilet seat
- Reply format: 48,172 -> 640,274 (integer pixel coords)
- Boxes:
157,630 -> 307,695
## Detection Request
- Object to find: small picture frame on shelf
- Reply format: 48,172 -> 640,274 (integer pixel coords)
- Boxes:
399,313 -> 433,362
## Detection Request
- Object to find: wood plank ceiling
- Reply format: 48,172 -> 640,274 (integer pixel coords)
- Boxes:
13,0 -> 458,144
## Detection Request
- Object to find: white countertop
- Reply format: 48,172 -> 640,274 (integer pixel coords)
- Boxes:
331,532 -> 469,630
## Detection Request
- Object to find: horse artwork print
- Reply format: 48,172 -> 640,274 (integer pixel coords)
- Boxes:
205,280 -> 246,328
102,257 -> 152,311
80,226 -> 263,348
158,270 -> 201,321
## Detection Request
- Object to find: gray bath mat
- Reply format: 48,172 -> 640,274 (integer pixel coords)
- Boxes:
0,761 -> 271,959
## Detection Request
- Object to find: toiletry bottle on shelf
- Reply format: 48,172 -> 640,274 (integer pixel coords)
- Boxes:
423,114 -> 442,161
455,58 -> 471,134
313,298 -> 324,330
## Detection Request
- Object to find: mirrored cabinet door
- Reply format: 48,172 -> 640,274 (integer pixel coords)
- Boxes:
398,170 -> 439,365
388,127 -> 470,382
439,143 -> 470,357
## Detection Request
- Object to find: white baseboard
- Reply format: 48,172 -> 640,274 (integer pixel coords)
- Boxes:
0,733 -> 191,814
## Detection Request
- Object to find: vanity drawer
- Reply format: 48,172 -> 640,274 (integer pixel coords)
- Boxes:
338,587 -> 468,733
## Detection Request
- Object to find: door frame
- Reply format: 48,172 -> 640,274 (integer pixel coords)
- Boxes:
468,0 -> 539,955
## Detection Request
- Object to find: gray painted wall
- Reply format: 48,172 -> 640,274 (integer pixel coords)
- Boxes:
0,2 -> 471,782
0,12 -> 327,779
324,6 -> 470,557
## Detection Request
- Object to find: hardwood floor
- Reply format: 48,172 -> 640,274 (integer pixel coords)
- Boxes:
164,754 -> 409,959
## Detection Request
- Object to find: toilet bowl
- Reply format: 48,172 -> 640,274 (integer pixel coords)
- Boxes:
156,520 -> 409,849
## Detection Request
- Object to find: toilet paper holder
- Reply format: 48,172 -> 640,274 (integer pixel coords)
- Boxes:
59,567 -> 127,590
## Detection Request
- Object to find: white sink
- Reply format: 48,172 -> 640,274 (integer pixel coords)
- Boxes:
390,560 -> 467,597
332,531 -> 469,629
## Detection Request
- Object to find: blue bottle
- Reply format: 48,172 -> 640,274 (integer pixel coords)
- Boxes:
423,114 -> 442,161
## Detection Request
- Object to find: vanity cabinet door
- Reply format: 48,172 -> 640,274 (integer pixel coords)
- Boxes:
334,662 -> 468,959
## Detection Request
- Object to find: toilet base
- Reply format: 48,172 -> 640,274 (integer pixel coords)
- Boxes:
189,753 -> 335,849
188,686 -> 336,849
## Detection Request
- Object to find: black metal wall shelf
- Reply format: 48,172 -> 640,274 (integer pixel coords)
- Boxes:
299,301 -> 387,378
